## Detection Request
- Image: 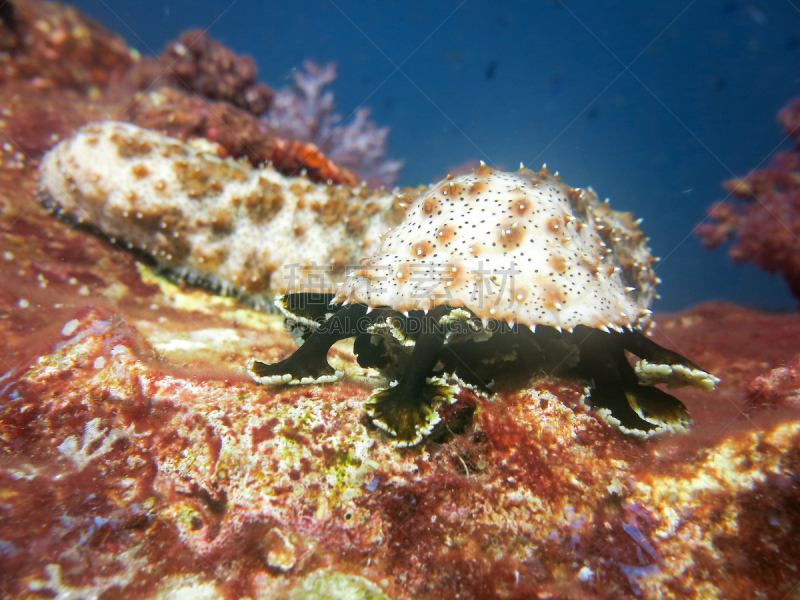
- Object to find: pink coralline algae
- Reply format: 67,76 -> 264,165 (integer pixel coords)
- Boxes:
0,0 -> 134,91
132,29 -> 275,116
746,353 -> 800,410
266,60 -> 404,188
697,97 -> 800,301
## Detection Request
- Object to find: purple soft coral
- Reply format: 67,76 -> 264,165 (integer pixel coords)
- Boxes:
265,61 -> 403,188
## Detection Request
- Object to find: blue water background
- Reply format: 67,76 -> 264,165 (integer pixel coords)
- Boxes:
69,0 -> 800,312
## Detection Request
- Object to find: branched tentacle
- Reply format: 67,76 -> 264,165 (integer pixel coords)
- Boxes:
366,311 -> 457,446
569,327 -> 693,436
247,304 -> 374,385
622,330 -> 720,391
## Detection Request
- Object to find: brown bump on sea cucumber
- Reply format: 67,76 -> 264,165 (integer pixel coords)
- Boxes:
565,187 -> 588,215
511,200 -> 532,217
583,260 -> 600,278
289,182 -> 309,197
546,216 -> 564,235
345,215 -> 366,238
131,164 -> 150,179
328,246 -> 353,275
421,198 -> 438,216
196,246 -> 229,268
173,159 -> 242,199
386,197 -> 408,227
230,168 -> 249,183
469,180 -> 486,195
110,132 -> 153,158
244,188 -> 284,224
163,143 -> 188,157
446,263 -> 469,288
476,162 -> 493,177
131,206 -> 184,231
155,234 -> 192,264
293,225 -> 306,237
548,254 -> 567,274
541,285 -> 565,311
498,220 -> 525,246
394,263 -> 412,282
317,195 -> 348,227
363,201 -> 381,217
512,286 -> 529,304
411,241 -> 432,258
154,180 -> 167,193
206,180 -> 224,195
440,182 -> 463,199
395,193 -> 415,207
435,224 -> 456,244
210,211 -> 234,234
241,255 -> 276,293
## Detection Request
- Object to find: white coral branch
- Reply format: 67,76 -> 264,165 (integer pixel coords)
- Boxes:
57,418 -> 133,469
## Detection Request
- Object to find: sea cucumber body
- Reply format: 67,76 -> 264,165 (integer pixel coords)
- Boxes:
337,165 -> 658,332
40,121 -> 403,305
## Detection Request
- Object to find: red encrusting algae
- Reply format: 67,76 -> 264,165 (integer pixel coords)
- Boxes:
697,97 -> 800,301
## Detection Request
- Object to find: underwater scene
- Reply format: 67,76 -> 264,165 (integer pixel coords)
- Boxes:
0,0 -> 799,598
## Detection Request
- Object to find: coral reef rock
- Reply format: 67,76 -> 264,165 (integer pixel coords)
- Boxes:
132,29 -> 275,116
0,0 -> 134,91
125,87 -> 360,186
0,264 -> 798,599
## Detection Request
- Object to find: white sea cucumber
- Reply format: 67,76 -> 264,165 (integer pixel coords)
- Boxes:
336,163 -> 659,332
39,121 -> 406,307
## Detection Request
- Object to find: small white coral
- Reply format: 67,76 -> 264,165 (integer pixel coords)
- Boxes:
57,418 -> 133,470
28,562 -> 138,600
